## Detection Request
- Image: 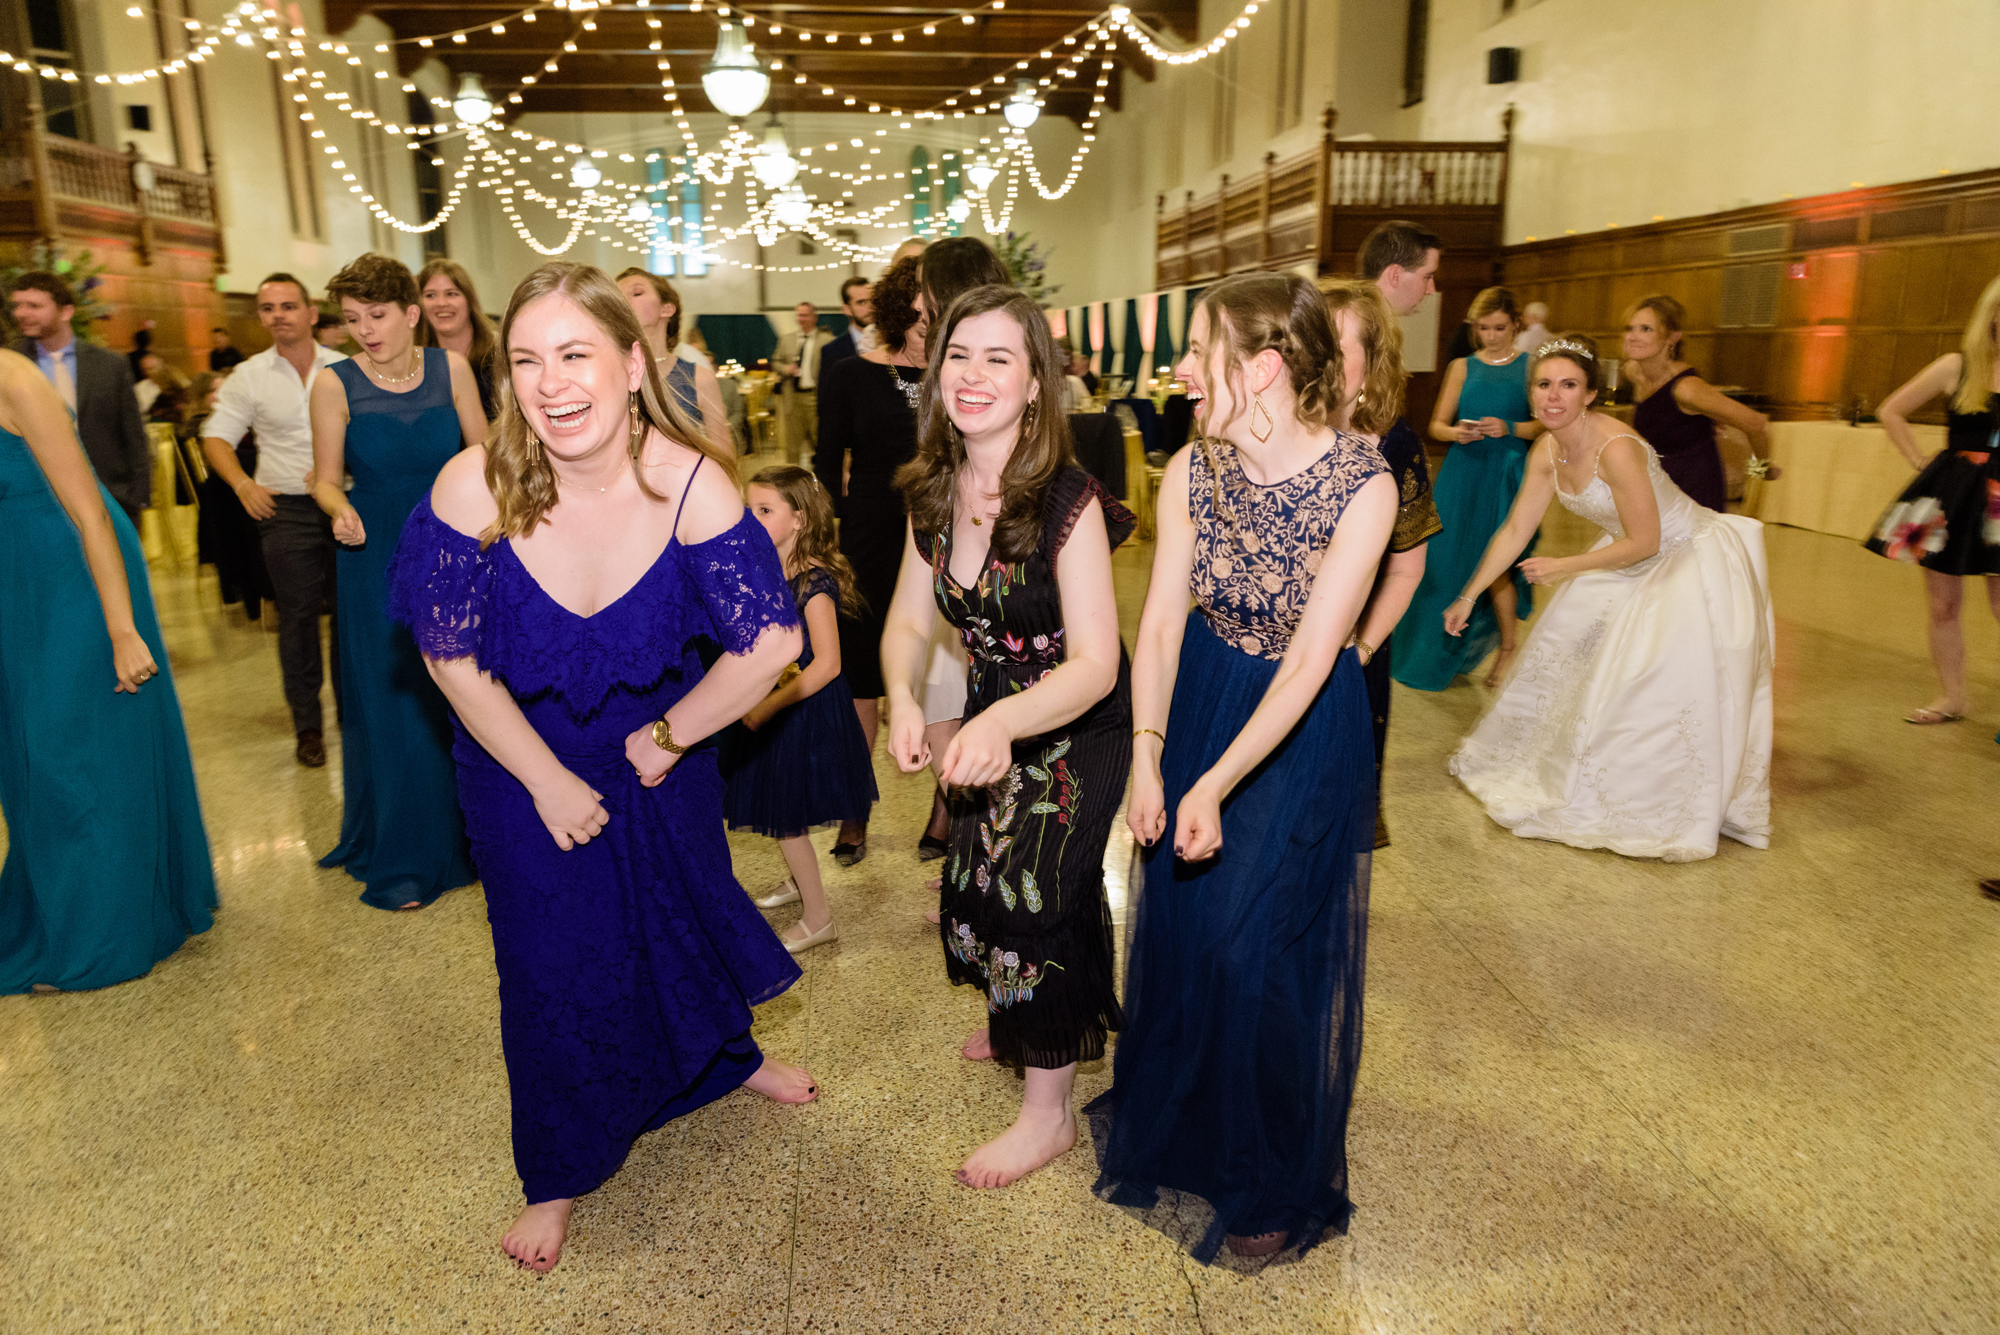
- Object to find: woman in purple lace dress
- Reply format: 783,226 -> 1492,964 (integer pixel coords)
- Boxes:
387,264 -> 817,1274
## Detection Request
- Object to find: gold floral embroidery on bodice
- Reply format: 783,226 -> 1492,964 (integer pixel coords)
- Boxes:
1188,435 -> 1386,661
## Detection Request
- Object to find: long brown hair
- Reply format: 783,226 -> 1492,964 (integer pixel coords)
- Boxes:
481,262 -> 732,548
416,258 -> 499,376
896,285 -> 1074,564
747,464 -> 864,616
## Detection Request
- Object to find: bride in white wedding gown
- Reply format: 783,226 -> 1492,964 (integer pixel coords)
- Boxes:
1442,335 -> 1773,862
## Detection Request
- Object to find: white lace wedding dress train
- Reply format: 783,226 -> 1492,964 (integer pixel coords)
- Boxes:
1449,437 -> 1774,862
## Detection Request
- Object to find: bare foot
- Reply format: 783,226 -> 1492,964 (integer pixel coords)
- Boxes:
1483,647 -> 1516,689
743,1056 -> 819,1104
956,1104 -> 1076,1189
501,1198 -> 572,1272
960,1026 -> 993,1061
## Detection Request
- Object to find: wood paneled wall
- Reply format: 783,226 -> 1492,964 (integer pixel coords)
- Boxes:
1496,170 -> 2000,422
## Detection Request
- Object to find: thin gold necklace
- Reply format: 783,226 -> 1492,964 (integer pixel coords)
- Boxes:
364,347 -> 422,385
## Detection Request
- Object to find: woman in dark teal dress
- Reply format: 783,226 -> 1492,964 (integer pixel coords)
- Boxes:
1392,286 -> 1542,691
311,253 -> 487,911
0,349 -> 215,993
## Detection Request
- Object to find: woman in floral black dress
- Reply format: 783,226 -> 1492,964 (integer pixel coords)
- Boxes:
883,285 -> 1133,1190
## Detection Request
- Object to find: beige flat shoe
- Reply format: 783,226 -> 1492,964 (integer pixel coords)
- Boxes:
783,919 -> 838,954
755,877 -> 801,909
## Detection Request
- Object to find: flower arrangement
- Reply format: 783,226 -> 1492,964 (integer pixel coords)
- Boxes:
0,242 -> 112,344
995,230 -> 1060,304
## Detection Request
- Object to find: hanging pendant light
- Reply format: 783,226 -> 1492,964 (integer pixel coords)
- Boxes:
772,187 -> 814,228
569,158 -> 602,188
752,114 -> 799,189
965,155 -> 999,194
702,22 -> 770,118
626,199 -> 652,221
451,72 -> 493,125
1003,79 -> 1040,130
946,194 -> 973,224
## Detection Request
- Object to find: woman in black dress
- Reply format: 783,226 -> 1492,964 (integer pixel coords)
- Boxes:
813,238 -> 1011,863
881,285 -> 1132,1190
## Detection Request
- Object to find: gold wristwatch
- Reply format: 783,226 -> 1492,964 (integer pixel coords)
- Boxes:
651,716 -> 691,755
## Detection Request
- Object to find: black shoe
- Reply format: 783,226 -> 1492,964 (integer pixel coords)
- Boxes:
917,832 -> 949,862
296,730 -> 326,768
832,837 -> 867,867
1981,878 -> 2000,902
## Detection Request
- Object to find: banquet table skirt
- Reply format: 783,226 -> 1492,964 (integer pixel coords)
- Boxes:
1748,421 -> 1938,540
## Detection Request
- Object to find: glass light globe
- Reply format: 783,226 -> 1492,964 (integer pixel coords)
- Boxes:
451,73 -> 493,125
626,199 -> 651,221
570,159 -> 602,188
772,187 -> 814,228
946,195 -> 972,223
702,23 -> 769,117
1003,80 -> 1040,130
965,156 -> 999,194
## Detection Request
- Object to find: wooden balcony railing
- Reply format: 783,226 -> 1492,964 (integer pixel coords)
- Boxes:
0,132 -> 220,261
1156,107 -> 1513,289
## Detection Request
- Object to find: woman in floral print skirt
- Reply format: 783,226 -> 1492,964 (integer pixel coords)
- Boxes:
882,285 -> 1133,1190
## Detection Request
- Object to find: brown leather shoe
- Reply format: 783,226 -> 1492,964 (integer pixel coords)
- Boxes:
1981,878 -> 2000,902
296,730 -> 326,768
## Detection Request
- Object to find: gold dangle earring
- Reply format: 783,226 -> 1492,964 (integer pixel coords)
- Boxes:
628,395 -> 645,457
1249,391 -> 1274,444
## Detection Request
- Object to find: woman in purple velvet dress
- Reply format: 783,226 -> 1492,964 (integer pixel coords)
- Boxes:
1621,294 -> 1778,511
387,263 -> 818,1274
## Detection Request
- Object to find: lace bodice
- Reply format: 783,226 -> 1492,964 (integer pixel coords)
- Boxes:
1188,436 -> 1387,661
386,492 -> 799,731
1553,434 -> 1716,574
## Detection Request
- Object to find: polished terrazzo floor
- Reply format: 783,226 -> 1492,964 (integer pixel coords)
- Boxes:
4,493 -> 1997,1334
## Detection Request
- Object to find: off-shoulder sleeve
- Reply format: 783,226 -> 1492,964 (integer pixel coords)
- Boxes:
1045,465 -> 1137,561
683,510 -> 802,654
387,495 -> 494,662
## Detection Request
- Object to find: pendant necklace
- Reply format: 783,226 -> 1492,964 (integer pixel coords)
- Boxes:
364,347 -> 422,385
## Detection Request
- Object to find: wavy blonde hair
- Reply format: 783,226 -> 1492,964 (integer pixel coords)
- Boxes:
1955,274 -> 2000,415
481,262 -> 732,548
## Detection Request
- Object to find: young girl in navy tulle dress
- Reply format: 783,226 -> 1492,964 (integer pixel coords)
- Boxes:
724,464 -> 879,955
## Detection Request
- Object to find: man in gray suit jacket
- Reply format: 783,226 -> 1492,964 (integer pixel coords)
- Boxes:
10,271 -> 151,524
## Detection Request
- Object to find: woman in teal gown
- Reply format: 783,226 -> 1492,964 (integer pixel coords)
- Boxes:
0,350 -> 215,993
1392,287 -> 1542,691
311,254 -> 488,910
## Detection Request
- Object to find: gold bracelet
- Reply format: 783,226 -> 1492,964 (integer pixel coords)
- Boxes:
651,716 -> 691,755
1354,640 -> 1375,665
1133,728 -> 1164,745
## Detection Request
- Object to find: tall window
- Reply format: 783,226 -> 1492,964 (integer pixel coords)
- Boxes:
909,147 -> 931,228
1272,0 -> 1309,134
941,151 -> 963,237
271,65 -> 324,240
679,177 -> 706,276
25,0 -> 89,139
1403,0 -> 1430,107
1208,43 -> 1237,167
406,92 -> 446,257
647,152 -> 672,275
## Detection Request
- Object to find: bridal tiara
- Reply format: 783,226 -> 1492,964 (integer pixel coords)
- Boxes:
1539,338 -> 1596,361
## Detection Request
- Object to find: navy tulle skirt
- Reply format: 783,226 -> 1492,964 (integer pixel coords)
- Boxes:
722,675 -> 878,839
1087,612 -> 1373,1270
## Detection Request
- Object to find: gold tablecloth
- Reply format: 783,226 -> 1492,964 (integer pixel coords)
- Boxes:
1746,421 -> 1943,541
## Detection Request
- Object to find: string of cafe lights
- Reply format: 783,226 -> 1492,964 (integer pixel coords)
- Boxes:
52,0 -> 1261,259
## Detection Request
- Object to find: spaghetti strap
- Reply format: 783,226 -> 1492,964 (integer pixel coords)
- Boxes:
668,455 -> 704,543
1596,433 -> 1645,478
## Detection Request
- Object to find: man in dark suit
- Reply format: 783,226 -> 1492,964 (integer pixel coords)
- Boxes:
10,272 -> 151,525
820,276 -> 874,373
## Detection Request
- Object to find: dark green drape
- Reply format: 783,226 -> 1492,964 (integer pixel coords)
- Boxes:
1121,298 -> 1144,380
1153,292 -> 1176,372
693,314 -> 778,369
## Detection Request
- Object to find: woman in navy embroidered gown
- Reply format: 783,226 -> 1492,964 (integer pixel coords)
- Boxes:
310,253 -> 485,910
881,286 -> 1132,1190
388,262 -> 816,1274
1089,275 -> 1398,1268
0,348 -> 216,993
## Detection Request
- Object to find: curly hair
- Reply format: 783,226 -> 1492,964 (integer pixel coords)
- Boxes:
1196,273 -> 1400,439
325,253 -> 420,309
747,464 -> 864,617
481,262 -> 731,548
870,255 -> 924,353
895,285 -> 1075,564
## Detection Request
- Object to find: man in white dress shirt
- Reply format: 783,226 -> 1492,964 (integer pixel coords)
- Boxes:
201,274 -> 349,768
